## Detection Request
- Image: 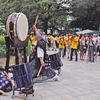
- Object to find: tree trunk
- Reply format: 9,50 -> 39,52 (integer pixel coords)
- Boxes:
43,18 -> 48,34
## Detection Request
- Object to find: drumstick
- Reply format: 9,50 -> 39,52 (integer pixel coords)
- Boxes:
0,90 -> 9,96
34,16 -> 39,26
12,95 -> 26,99
37,66 -> 43,77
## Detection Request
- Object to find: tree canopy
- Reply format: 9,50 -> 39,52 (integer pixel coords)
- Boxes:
70,0 -> 100,30
0,0 -> 70,34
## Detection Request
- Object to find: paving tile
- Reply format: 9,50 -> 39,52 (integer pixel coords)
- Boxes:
1,50 -> 100,100
36,89 -> 55,97
54,94 -> 78,100
77,93 -> 100,100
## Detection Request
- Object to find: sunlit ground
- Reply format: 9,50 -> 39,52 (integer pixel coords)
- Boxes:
0,56 -> 15,67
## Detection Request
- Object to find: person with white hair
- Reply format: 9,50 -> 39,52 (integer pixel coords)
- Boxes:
29,25 -> 60,81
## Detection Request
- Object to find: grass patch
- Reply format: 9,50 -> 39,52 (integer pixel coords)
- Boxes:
0,56 -> 15,67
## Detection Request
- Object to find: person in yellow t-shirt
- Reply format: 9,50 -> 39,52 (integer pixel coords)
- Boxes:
64,33 -> 72,59
49,35 -> 56,50
58,34 -> 65,58
29,34 -> 36,46
69,33 -> 79,61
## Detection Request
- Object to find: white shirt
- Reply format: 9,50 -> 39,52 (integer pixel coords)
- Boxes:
92,37 -> 97,44
37,46 -> 44,58
97,36 -> 100,44
87,38 -> 93,46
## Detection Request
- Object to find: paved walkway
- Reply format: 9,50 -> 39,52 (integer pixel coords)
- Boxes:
1,50 -> 100,100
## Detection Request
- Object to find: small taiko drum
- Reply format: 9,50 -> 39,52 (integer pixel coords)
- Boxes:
11,63 -> 33,88
49,53 -> 63,70
6,12 -> 28,41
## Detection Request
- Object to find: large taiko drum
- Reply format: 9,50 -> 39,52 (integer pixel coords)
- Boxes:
6,12 -> 28,41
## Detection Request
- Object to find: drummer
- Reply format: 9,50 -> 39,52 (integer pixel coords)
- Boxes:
29,25 -> 60,81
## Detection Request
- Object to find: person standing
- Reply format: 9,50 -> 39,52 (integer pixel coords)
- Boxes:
87,34 -> 95,62
79,35 -> 86,60
49,35 -> 56,51
69,33 -> 79,61
64,33 -> 72,59
58,34 -> 65,58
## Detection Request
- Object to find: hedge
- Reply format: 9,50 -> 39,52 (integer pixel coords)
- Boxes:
0,35 -> 6,57
0,35 -> 31,57
0,35 -> 5,44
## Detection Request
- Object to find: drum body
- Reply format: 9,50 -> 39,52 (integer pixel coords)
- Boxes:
6,12 -> 28,41
12,63 -> 33,88
49,53 -> 63,70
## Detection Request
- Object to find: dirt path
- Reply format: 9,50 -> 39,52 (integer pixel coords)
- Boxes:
0,57 -> 6,66
0,56 -> 15,66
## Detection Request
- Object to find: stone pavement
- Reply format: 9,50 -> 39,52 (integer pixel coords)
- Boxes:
1,50 -> 100,100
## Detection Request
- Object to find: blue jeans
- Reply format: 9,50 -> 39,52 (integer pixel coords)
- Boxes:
70,48 -> 78,61
59,48 -> 64,58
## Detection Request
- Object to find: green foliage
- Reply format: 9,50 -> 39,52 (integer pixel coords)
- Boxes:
0,35 -> 5,44
0,28 -> 6,35
26,39 -> 32,55
0,35 -> 6,56
0,0 -> 69,33
0,44 -> 6,56
71,0 -> 87,17
49,15 -> 69,30
71,0 -> 100,30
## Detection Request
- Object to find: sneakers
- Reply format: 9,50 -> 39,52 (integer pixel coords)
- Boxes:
91,60 -> 94,62
88,60 -> 94,62
58,69 -> 61,75
53,74 -> 60,81
69,59 -> 72,61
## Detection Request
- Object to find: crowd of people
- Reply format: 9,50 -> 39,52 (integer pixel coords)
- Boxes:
1,29 -> 100,96
29,32 -> 100,62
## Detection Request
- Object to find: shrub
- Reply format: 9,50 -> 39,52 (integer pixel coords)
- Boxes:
0,28 -> 6,35
0,46 -> 6,57
0,35 -> 32,57
26,39 -> 32,55
0,35 -> 6,57
0,35 -> 5,44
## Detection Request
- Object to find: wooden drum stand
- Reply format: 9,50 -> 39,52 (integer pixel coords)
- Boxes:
5,36 -> 28,73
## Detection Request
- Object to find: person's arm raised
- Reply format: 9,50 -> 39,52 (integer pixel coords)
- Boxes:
33,25 -> 39,34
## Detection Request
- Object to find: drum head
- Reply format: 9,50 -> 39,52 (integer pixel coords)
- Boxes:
16,13 -> 28,41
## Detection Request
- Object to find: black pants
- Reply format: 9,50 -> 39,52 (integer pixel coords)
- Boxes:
64,47 -> 66,56
70,48 -> 78,61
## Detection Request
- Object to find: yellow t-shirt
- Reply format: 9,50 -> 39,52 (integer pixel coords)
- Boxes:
49,35 -> 54,44
29,35 -> 36,45
56,36 -> 59,43
64,36 -> 72,46
71,36 -> 79,49
58,37 -> 65,48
